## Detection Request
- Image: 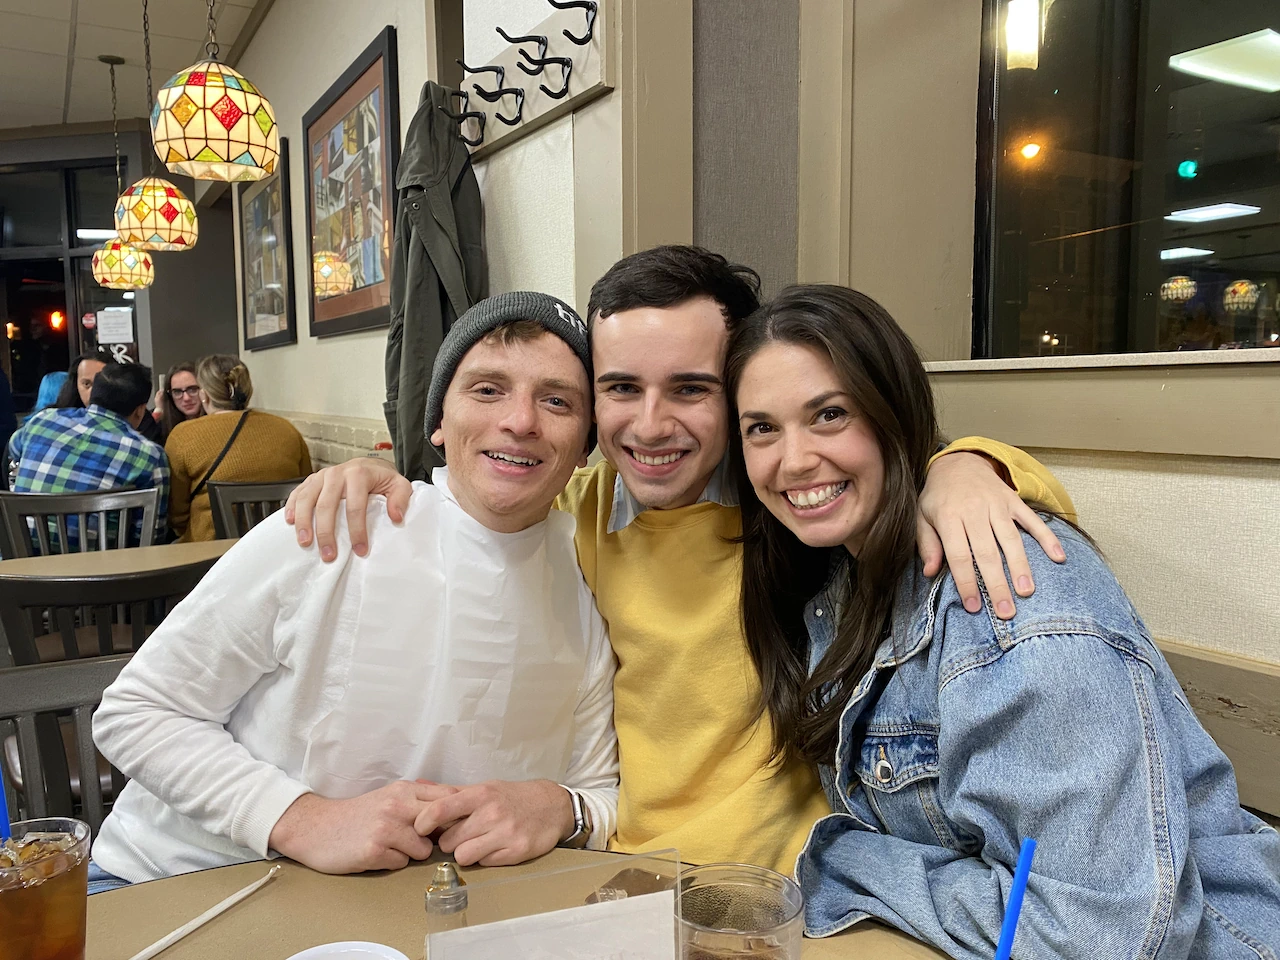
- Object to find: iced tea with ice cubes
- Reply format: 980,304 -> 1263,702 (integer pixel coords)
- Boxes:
0,818 -> 91,960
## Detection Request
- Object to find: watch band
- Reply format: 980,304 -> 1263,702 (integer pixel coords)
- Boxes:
559,786 -> 591,849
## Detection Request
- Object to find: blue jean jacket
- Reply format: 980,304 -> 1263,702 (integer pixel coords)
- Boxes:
797,520 -> 1280,959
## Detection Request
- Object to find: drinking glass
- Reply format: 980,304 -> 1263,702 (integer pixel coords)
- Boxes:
0,817 -> 92,960
678,862 -> 803,960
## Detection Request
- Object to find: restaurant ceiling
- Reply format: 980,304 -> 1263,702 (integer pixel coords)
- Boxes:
0,0 -> 258,131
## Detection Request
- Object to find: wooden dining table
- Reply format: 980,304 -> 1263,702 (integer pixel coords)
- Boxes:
0,539 -> 236,581
87,850 -> 948,959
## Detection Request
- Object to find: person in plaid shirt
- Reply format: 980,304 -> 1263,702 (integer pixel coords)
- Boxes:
8,363 -> 169,546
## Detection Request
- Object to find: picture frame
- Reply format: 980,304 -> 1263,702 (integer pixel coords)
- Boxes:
237,136 -> 297,350
302,25 -> 401,338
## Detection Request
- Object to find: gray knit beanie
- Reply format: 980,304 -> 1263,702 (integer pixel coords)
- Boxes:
425,291 -> 592,455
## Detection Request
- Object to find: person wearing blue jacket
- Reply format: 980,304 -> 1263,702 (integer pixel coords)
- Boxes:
725,284 -> 1280,959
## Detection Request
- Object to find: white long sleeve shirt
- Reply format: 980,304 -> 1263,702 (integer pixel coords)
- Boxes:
92,469 -> 618,883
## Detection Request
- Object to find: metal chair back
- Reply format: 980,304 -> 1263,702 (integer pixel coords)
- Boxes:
0,558 -> 217,666
0,488 -> 161,558
208,478 -> 304,539
0,655 -> 131,835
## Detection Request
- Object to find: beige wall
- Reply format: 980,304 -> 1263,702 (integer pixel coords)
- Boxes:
1030,450 -> 1280,664
232,0 -> 430,423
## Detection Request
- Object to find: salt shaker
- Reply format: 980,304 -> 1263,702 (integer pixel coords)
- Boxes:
424,861 -> 468,957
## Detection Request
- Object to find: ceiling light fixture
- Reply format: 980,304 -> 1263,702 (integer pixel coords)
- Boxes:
1161,247 -> 1214,261
93,57 -> 154,292
1165,202 -> 1261,223
1005,0 -> 1040,70
1020,142 -> 1042,160
151,0 -> 279,182
116,0 -> 198,251
1169,28 -> 1280,93
76,228 -> 120,241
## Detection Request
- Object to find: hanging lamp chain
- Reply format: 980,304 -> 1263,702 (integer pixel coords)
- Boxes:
205,0 -> 220,60
110,63 -> 122,196
143,0 -> 156,173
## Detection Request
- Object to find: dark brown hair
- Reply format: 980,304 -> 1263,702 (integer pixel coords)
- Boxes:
157,361 -> 202,438
725,285 -> 940,767
54,350 -> 117,408
587,245 -> 761,328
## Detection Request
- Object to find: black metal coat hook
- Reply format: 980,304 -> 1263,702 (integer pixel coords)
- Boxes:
438,103 -> 486,147
471,83 -> 526,126
495,26 -> 548,62
548,0 -> 597,45
456,59 -> 505,90
519,52 -> 573,99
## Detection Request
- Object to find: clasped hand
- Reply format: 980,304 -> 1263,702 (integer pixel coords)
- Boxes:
269,778 -> 575,874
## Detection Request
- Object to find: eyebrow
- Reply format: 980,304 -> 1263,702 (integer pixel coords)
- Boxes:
540,378 -> 586,399
595,371 -> 722,385
738,391 -> 849,423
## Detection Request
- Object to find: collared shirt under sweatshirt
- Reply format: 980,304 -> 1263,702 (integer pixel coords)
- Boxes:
92,467 -> 618,883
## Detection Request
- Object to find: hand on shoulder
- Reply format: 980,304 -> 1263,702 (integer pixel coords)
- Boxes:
285,457 -> 412,562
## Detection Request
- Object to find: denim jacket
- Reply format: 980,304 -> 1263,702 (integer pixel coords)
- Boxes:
796,520 -> 1280,959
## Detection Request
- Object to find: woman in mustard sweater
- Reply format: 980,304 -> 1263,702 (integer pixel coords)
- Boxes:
165,355 -> 312,542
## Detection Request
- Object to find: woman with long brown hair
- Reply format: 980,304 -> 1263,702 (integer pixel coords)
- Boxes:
153,361 -> 204,442
165,354 -> 312,542
725,285 -> 1279,958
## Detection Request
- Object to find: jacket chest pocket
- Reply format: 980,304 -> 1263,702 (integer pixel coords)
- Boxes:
852,726 -> 966,851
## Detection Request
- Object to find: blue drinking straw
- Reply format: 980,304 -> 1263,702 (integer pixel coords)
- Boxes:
994,838 -> 1037,960
0,778 -> 10,841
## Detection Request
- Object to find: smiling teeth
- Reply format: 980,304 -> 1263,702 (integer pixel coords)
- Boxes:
486,451 -> 539,466
786,481 -> 848,508
633,451 -> 684,466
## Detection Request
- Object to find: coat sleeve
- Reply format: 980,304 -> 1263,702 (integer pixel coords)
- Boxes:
384,191 -> 409,461
931,437 -> 1076,522
798,631 -> 1199,959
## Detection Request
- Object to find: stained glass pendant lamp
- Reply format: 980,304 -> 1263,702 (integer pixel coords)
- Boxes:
151,0 -> 279,182
116,0 -> 198,251
94,57 -> 154,291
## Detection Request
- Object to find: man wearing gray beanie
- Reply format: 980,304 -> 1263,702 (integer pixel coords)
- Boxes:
90,291 -> 616,889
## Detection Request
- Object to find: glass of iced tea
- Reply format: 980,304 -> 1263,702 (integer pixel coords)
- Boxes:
0,818 -> 91,960
678,862 -> 804,960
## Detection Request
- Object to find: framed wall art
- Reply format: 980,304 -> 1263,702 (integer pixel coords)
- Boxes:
238,136 -> 297,350
302,26 -> 400,337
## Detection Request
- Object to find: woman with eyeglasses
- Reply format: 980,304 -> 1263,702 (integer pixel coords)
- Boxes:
153,362 -> 205,442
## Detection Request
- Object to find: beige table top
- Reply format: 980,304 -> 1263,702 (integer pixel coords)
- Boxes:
87,851 -> 947,959
0,539 -> 236,579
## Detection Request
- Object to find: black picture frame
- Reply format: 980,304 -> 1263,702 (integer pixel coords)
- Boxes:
302,25 -> 401,338
238,136 -> 297,350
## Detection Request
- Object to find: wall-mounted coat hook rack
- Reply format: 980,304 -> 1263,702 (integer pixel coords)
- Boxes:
471,83 -> 526,126
495,26 -> 548,62
460,0 -> 612,160
547,0 -> 597,45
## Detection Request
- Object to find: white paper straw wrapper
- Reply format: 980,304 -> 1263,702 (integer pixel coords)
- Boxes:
126,864 -> 282,960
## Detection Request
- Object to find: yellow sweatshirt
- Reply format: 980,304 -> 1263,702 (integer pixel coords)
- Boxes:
556,440 -> 1074,874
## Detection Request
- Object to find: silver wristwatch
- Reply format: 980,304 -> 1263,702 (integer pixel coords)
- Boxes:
560,786 -> 592,849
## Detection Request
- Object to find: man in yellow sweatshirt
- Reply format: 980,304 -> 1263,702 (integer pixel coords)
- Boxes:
286,246 -> 1074,875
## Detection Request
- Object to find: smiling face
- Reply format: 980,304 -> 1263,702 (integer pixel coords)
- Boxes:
169,370 -> 202,418
77,359 -> 106,407
736,341 -> 885,556
430,328 -> 591,533
592,296 -> 731,510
